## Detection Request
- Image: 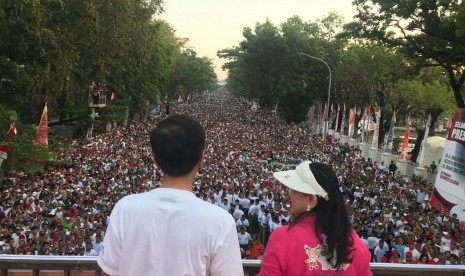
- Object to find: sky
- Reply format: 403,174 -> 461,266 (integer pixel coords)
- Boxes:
160,0 -> 357,81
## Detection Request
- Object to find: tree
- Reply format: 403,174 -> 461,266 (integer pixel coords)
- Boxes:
0,104 -> 58,173
167,49 -> 217,101
391,78 -> 455,162
347,0 -> 465,108
0,0 -> 166,124
220,15 -> 346,122
332,44 -> 414,145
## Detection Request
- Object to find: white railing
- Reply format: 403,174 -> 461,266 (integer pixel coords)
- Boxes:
0,256 -> 465,276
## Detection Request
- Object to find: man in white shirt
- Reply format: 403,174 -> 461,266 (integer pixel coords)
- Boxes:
279,209 -> 291,223
373,239 -> 389,262
239,193 -> 251,214
233,205 -> 245,220
98,115 -> 243,276
218,197 -> 231,213
259,209 -> 271,246
236,215 -> 250,231
248,199 -> 260,235
441,232 -> 452,251
92,235 -> 104,255
238,226 -> 252,251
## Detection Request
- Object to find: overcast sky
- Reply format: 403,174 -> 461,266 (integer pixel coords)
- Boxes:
160,0 -> 357,81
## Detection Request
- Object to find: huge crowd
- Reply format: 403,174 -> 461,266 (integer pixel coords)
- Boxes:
0,91 -> 463,265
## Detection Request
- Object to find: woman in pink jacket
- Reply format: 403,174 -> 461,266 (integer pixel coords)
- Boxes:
260,161 -> 372,276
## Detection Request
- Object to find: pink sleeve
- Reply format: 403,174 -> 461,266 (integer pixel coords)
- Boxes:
259,230 -> 284,276
352,231 -> 373,276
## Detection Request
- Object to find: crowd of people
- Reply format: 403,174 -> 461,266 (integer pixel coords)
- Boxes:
0,91 -> 463,265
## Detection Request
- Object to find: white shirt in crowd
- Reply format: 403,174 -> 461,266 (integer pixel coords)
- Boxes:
236,218 -> 249,229
279,214 -> 290,222
367,236 -> 380,250
269,219 -> 281,232
248,204 -> 259,216
92,241 -> 104,255
218,201 -> 230,213
412,248 -> 422,261
98,188 -> 243,276
238,231 -> 252,245
240,198 -> 251,209
233,208 -> 245,220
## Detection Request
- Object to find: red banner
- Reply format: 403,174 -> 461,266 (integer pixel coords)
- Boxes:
35,103 -> 48,146
7,123 -> 17,137
334,104 -> 340,132
348,108 -> 356,138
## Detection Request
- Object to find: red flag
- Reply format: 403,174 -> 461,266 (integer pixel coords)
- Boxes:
35,103 -> 48,146
322,104 -> 328,122
0,123 -> 17,154
334,104 -> 340,132
7,123 -> 17,137
348,108 -> 356,138
400,115 -> 411,160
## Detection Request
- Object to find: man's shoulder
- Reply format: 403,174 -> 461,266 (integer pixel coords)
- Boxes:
115,191 -> 151,206
195,199 -> 235,221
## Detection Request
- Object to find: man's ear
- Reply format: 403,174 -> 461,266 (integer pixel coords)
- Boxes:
152,154 -> 160,169
196,149 -> 206,169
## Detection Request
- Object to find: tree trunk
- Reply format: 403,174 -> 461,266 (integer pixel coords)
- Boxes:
410,128 -> 425,163
446,65 -> 465,108
428,109 -> 443,137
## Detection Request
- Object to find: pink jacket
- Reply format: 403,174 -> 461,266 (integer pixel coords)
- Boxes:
260,215 -> 372,276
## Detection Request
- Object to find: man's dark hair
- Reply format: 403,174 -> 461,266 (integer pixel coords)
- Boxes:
150,115 -> 205,176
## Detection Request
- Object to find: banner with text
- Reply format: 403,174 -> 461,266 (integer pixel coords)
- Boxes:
431,108 -> 465,220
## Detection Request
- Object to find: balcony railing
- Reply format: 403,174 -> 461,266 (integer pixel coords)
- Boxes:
0,256 -> 465,276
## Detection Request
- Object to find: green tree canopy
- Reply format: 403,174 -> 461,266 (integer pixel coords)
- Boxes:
344,0 -> 465,108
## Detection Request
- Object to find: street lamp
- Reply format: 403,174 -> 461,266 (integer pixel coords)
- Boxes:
299,52 -> 331,142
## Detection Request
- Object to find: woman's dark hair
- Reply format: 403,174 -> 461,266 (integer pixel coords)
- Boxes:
291,162 -> 353,269
150,115 -> 205,176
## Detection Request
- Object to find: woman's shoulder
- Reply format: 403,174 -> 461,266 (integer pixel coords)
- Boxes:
271,225 -> 290,237
268,225 -> 293,244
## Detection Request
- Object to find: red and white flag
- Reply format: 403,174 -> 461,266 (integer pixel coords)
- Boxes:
7,123 -> 17,137
35,103 -> 48,146
0,123 -> 17,153
322,103 -> 328,122
0,123 -> 17,166
348,108 -> 356,138
400,115 -> 411,160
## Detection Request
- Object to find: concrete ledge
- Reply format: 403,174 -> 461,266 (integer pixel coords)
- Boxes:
1,257 -> 465,276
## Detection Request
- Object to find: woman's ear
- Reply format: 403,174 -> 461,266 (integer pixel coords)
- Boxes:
308,194 -> 318,209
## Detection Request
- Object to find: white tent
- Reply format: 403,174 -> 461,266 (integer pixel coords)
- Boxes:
419,136 -> 446,167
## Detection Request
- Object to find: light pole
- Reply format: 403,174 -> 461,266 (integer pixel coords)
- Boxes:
299,53 -> 331,142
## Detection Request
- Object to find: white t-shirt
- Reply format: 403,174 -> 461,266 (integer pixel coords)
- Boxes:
240,198 -> 251,209
97,188 -> 244,276
238,232 -> 252,245
233,208 -> 245,220
236,218 -> 249,228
